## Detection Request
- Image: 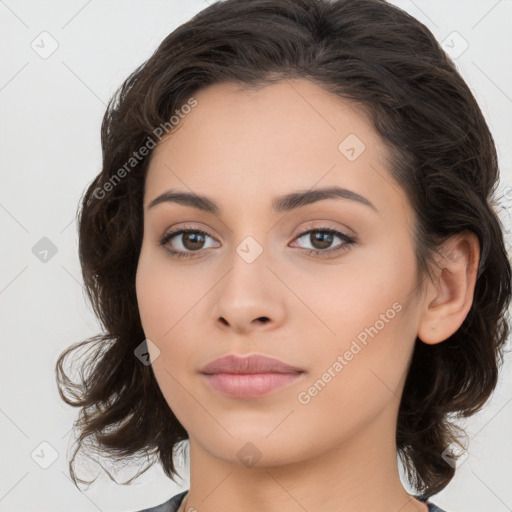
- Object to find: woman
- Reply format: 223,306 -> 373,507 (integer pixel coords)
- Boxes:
56,0 -> 511,511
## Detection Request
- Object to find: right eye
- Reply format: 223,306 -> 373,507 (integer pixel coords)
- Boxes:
159,227 -> 220,259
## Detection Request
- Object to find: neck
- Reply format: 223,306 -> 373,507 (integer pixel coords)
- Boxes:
179,403 -> 429,512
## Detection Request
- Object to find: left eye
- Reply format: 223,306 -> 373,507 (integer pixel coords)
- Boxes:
290,227 -> 356,257
159,227 -> 356,259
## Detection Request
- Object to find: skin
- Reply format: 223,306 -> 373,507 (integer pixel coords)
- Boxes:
135,78 -> 479,512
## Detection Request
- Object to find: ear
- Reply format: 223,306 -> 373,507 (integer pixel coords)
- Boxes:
417,230 -> 480,345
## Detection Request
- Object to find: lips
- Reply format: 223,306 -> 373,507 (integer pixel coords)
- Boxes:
199,354 -> 305,399
199,354 -> 304,375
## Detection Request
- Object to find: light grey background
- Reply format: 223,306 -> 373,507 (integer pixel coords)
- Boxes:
1,1 -> 511,511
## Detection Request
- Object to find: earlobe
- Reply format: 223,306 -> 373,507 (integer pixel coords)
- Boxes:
417,231 -> 480,345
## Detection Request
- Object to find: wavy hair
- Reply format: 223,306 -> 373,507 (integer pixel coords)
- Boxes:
55,0 -> 511,499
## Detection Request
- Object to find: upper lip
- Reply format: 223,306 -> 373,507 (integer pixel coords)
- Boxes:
199,354 -> 304,375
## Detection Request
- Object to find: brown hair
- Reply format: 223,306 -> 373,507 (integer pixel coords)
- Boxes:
56,0 -> 511,499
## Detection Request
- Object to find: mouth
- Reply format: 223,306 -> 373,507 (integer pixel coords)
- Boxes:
199,353 -> 305,399
201,371 -> 304,399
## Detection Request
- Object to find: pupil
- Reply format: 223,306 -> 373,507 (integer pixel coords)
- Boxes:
312,232 -> 332,249
184,232 -> 204,250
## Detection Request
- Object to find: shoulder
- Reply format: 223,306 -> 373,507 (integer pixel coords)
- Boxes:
417,496 -> 451,512
427,501 -> 450,512
131,492 -> 450,512
130,490 -> 188,512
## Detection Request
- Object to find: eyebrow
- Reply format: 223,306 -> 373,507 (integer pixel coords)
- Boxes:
147,186 -> 378,214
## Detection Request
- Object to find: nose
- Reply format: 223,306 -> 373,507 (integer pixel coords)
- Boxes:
211,240 -> 286,335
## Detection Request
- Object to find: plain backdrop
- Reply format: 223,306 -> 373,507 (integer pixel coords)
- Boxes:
1,1 -> 511,511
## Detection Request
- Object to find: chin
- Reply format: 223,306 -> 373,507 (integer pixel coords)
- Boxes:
195,428 -> 320,468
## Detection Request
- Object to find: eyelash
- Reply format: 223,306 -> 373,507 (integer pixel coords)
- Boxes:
159,225 -> 357,260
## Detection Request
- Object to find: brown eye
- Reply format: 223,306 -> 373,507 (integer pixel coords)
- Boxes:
181,231 -> 206,251
291,227 -> 356,258
160,228 -> 220,259
308,231 -> 334,250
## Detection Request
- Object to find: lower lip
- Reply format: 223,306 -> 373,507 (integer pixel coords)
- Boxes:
201,372 -> 304,398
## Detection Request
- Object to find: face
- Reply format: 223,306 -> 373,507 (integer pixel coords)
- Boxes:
135,78 -> 425,467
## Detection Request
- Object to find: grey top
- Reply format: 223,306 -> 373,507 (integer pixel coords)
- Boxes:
135,490 -> 450,512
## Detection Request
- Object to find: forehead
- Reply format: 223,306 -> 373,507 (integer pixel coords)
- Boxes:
164,78 -> 377,153
144,78 -> 407,220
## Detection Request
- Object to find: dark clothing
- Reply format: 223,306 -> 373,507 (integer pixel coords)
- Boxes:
135,490 -> 450,512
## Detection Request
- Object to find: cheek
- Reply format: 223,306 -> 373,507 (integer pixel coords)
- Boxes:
135,248 -> 203,395
305,242 -> 418,398
292,248 -> 412,354
135,247 -> 202,338
135,257 -> 167,339
291,298 -> 415,454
